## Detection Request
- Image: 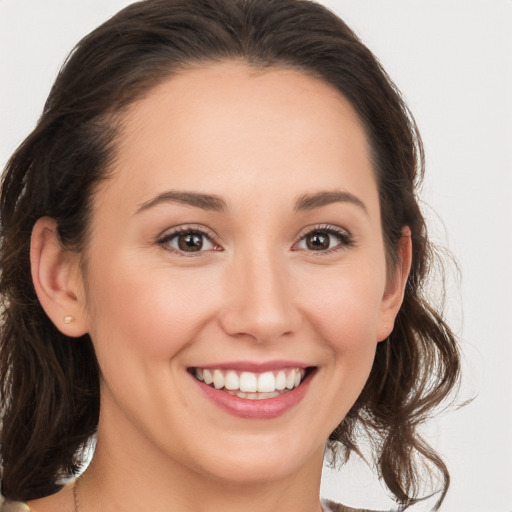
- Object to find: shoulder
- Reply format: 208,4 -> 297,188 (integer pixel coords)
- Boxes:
322,499 -> 395,512
0,499 -> 32,512
2,496 -> 390,512
1,483 -> 70,512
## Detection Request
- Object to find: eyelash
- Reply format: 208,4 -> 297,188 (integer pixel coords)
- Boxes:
293,224 -> 354,255
158,224 -> 353,256
158,226 -> 221,256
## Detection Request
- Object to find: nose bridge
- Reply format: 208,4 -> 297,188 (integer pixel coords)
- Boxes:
219,241 -> 300,342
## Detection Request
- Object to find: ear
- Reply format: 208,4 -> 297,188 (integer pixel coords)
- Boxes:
377,226 -> 412,342
30,217 -> 88,337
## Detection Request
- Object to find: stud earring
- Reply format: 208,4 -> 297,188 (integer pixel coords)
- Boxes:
64,315 -> 74,324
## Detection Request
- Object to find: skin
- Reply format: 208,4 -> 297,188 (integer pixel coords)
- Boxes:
29,62 -> 411,512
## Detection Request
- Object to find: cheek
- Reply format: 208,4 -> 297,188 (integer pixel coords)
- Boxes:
85,253 -> 221,362
299,263 -> 386,352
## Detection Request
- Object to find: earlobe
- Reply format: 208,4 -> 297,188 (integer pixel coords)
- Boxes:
30,217 -> 88,337
377,226 -> 412,342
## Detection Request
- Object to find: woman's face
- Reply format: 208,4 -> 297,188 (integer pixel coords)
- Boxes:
79,62 -> 405,484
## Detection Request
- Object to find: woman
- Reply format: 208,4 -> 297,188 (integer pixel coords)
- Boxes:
0,0 -> 460,511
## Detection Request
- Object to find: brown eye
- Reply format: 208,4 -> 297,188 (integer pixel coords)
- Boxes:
305,231 -> 330,250
295,227 -> 352,253
161,229 -> 216,254
178,232 -> 204,252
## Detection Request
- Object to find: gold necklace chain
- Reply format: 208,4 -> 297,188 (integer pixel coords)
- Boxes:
73,476 -> 81,512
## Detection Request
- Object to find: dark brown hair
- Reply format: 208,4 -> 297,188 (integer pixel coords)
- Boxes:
0,0 -> 459,508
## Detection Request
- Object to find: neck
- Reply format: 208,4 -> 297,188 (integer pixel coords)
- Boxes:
81,407 -> 325,512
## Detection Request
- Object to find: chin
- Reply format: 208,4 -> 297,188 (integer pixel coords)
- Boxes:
188,433 -> 323,486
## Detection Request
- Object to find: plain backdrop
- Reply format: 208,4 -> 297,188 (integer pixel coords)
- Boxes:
1,1 -> 511,511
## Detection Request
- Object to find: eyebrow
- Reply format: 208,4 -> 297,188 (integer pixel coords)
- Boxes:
136,190 -> 226,214
294,190 -> 368,214
136,189 -> 367,215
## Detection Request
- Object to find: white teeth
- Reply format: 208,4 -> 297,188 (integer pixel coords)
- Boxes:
224,370 -> 239,390
203,369 -> 213,385
245,391 -> 280,400
285,370 -> 295,390
275,371 -> 286,391
239,372 -> 258,392
226,390 -> 281,400
213,369 -> 224,389
257,371 -> 275,392
294,369 -> 301,388
192,367 -> 308,398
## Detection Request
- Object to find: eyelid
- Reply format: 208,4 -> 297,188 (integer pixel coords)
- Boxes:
157,224 -> 222,255
292,223 -> 354,253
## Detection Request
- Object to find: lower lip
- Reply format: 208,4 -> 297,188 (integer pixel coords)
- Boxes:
192,373 -> 312,420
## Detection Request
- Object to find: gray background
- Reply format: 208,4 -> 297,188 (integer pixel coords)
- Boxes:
1,1 -> 511,510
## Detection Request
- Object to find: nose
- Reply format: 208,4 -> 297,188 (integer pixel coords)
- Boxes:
218,248 -> 302,344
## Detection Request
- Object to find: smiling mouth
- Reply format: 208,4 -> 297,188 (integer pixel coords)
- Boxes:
189,367 -> 314,400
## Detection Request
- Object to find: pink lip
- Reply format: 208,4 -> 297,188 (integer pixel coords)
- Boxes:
193,360 -> 310,372
191,368 -> 314,420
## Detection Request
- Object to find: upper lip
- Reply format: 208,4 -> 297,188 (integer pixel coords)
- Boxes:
188,361 -> 312,372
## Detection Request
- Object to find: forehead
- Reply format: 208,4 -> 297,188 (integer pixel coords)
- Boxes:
97,61 -> 377,215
